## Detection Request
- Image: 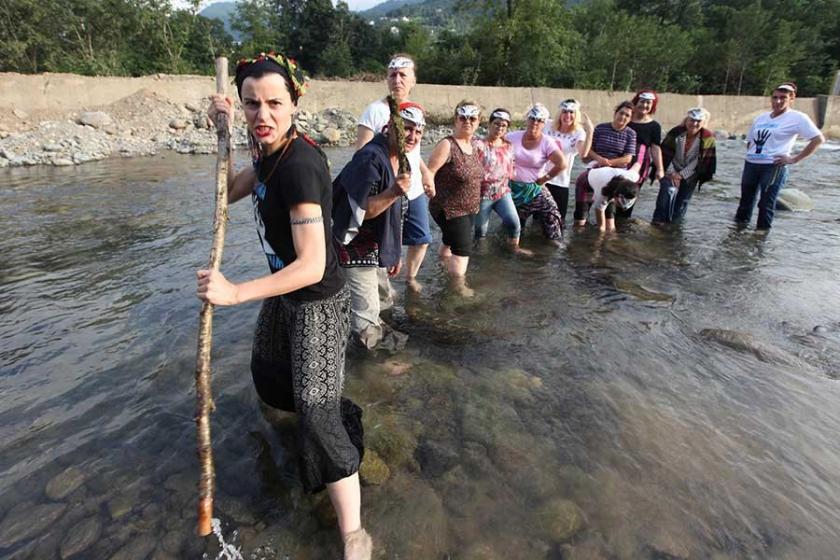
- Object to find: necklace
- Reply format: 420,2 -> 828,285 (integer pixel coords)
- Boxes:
258,127 -> 296,185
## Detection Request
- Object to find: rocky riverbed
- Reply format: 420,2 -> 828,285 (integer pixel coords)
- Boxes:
0,88 -> 452,168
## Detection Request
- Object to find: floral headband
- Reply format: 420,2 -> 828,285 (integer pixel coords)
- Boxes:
399,102 -> 426,129
559,100 -> 580,112
527,104 -> 550,122
235,52 -> 309,100
388,56 -> 415,70
686,107 -> 709,122
490,110 -> 511,122
457,105 -> 480,118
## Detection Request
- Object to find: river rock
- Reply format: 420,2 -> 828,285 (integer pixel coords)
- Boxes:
415,440 -> 458,477
168,118 -> 188,130
0,501 -> 68,548
366,475 -> 447,558
45,466 -> 86,500
320,127 -> 342,144
535,498 -> 586,543
699,328 -> 800,366
150,549 -> 178,560
359,449 -> 391,485
461,542 -> 503,559
366,415 -> 418,469
714,130 -> 730,140
645,530 -> 691,560
59,516 -> 101,559
775,188 -> 814,212
159,528 -> 185,554
216,495 -> 256,526
13,108 -> 28,119
110,534 -> 156,560
78,111 -> 113,129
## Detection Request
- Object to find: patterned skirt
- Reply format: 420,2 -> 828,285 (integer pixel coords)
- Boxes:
250,287 -> 364,493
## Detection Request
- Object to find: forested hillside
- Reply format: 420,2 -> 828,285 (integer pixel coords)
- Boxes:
1,0 -> 837,96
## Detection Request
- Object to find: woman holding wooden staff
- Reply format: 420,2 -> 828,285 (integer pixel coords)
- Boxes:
200,53 -> 372,560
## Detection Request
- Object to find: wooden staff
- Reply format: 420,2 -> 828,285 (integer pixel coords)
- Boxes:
386,95 -> 410,175
195,56 -> 231,537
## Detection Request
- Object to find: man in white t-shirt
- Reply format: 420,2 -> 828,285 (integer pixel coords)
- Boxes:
735,82 -> 825,230
355,54 -> 435,294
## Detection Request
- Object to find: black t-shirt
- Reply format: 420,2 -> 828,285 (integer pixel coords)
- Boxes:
628,120 -> 662,147
252,137 -> 344,301
628,120 -> 662,183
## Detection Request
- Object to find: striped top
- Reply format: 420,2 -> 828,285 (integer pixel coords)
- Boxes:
590,123 -> 636,164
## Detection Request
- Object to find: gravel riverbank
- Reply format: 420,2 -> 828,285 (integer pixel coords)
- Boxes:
0,88 -> 451,168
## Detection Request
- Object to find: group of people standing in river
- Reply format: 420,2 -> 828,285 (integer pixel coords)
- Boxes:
196,51 -> 826,560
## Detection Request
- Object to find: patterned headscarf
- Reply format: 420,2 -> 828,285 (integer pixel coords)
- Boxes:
235,52 -> 309,102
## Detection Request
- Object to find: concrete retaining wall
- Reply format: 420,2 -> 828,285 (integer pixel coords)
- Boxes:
2,72 -> 837,136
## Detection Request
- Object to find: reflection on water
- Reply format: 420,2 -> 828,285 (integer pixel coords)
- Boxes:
2,144 -> 840,559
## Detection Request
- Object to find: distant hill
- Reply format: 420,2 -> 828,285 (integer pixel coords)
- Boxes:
199,1 -> 240,41
360,0 -> 431,18
362,0 -> 463,30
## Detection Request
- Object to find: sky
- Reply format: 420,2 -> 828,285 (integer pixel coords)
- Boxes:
175,0 -> 383,11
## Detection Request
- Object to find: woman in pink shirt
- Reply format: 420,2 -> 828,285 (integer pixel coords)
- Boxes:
506,103 -> 567,245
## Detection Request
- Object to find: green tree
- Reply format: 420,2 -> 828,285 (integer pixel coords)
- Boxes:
468,0 -> 580,87
232,0 -> 285,56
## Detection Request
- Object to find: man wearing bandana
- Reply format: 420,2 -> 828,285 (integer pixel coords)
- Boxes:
355,54 -> 435,292
334,103 -> 426,349
735,82 -> 824,231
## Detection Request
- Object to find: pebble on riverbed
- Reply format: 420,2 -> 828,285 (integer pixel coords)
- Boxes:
45,466 -> 87,500
0,502 -> 67,548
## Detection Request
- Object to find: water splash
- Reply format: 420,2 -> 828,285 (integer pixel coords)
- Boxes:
211,518 -> 244,560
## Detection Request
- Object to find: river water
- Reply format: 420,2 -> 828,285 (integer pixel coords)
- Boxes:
1,142 -> 839,559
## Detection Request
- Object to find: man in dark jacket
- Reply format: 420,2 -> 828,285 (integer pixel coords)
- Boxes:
333,102 -> 425,348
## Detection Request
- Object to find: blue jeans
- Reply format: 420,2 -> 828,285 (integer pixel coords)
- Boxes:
735,162 -> 790,230
652,175 -> 698,223
474,192 -> 521,239
402,193 -> 432,245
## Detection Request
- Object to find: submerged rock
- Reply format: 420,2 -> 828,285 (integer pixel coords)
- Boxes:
614,279 -> 674,303
366,475 -> 448,558
699,328 -> 800,366
109,534 -> 156,560
366,415 -> 418,470
359,449 -> 390,485
535,498 -> 586,543
45,466 -> 86,500
0,502 -> 67,548
415,439 -> 459,478
59,516 -> 101,559
776,188 -> 814,212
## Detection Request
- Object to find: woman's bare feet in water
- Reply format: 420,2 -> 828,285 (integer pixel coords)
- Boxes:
450,276 -> 475,297
508,239 -> 534,256
344,527 -> 372,560
406,276 -> 423,293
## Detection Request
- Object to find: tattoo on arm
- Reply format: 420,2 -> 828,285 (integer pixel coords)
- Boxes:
290,215 -> 324,226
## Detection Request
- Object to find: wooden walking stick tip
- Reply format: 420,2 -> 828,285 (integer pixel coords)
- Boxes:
197,497 -> 213,536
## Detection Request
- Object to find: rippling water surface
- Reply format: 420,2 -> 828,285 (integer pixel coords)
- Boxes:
1,142 -> 840,559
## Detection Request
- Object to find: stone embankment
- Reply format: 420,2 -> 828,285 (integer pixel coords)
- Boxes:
0,88 -> 450,168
